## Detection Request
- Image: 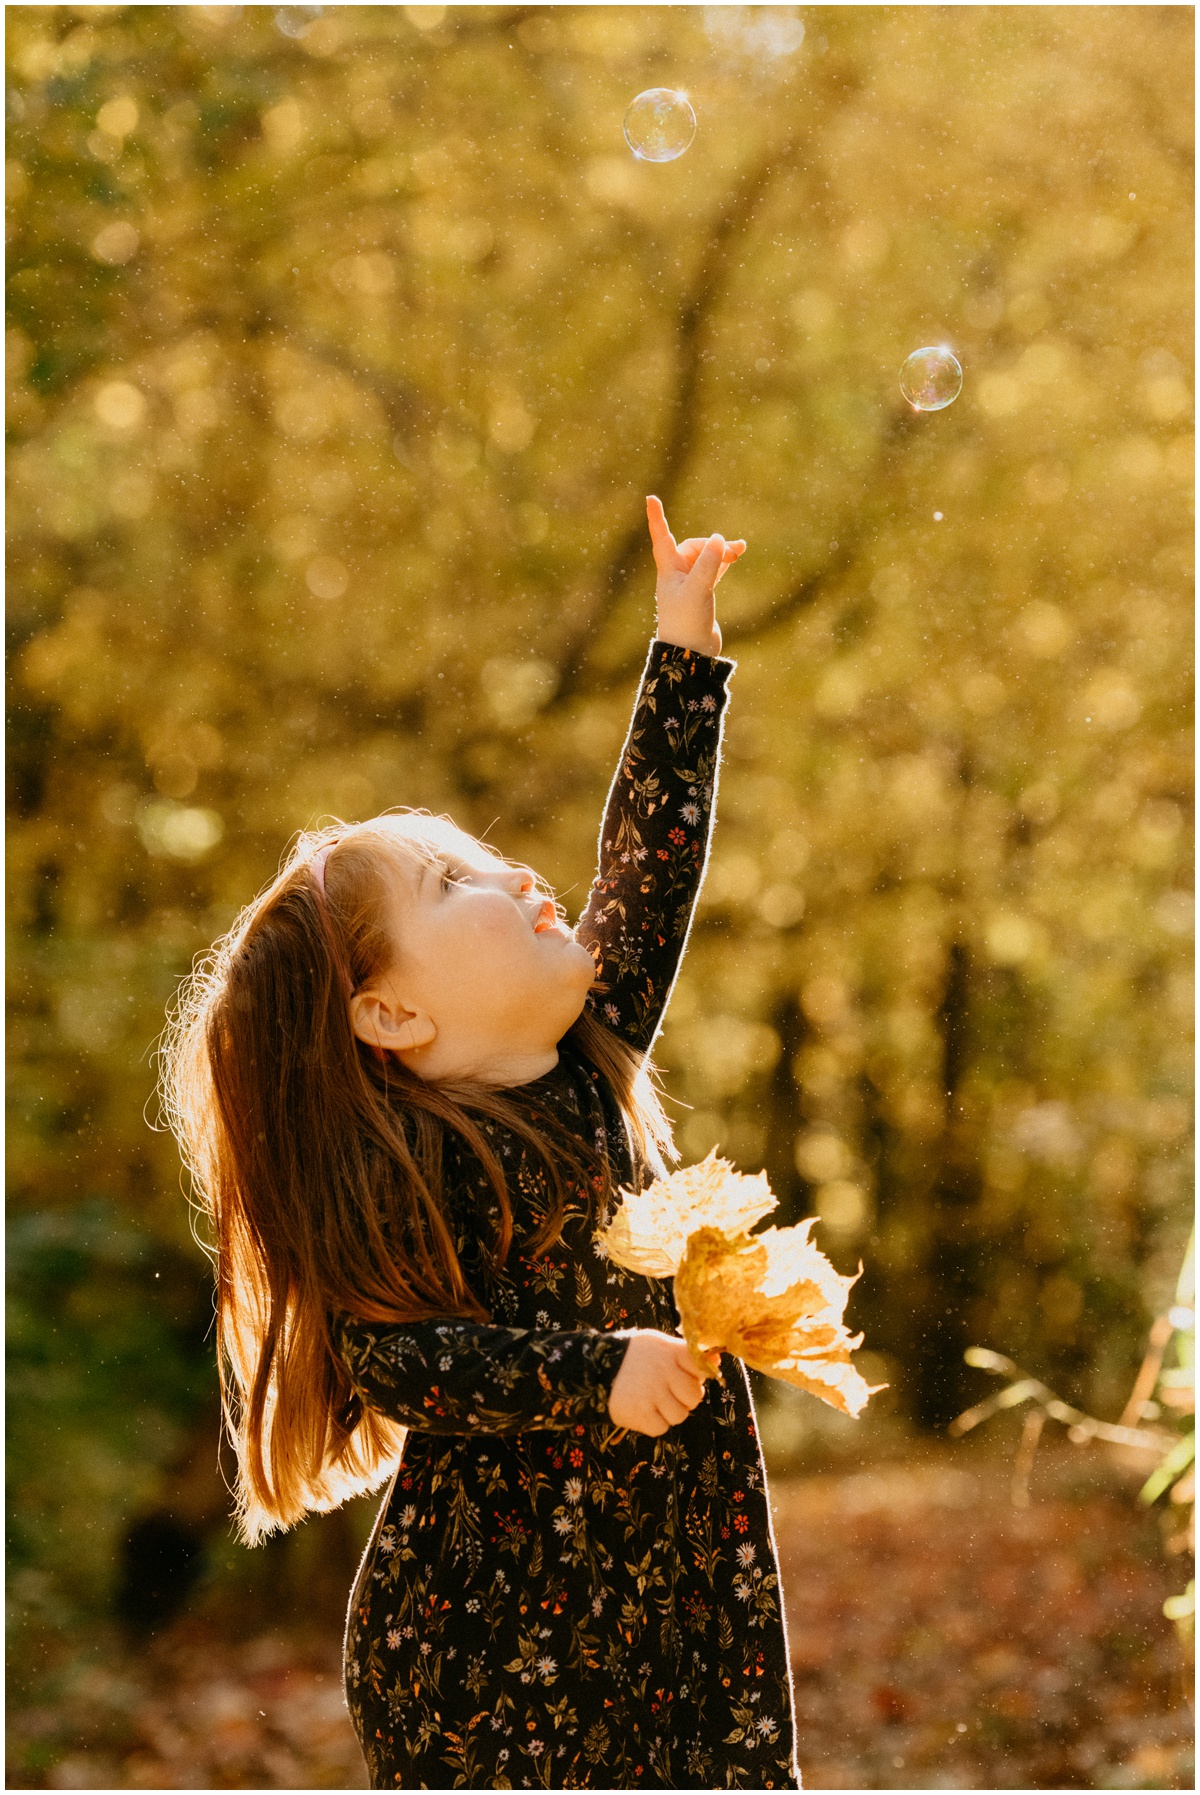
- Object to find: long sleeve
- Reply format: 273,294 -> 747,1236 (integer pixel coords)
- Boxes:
575,639 -> 735,1053
334,1315 -> 631,1435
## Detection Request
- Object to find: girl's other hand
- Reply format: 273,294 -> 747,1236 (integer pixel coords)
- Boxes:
607,1328 -> 708,1435
646,494 -> 745,658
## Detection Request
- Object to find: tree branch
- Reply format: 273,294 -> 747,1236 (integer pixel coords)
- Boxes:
723,403 -> 921,649
547,141 -> 805,705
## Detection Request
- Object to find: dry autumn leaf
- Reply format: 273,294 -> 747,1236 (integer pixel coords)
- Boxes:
600,1149 -> 778,1277
601,1154 -> 884,1416
675,1221 -> 883,1416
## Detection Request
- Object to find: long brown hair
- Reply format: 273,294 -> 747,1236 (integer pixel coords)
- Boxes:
161,818 -> 674,1544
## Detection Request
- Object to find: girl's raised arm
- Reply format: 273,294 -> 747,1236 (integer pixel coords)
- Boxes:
574,499 -> 742,1055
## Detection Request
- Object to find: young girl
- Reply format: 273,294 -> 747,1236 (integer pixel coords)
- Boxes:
164,497 -> 802,1791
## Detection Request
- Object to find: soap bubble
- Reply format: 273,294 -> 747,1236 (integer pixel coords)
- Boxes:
900,346 -> 963,412
274,5 -> 324,37
622,89 -> 696,163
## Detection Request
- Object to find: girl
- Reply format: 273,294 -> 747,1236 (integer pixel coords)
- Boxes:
164,497 -> 802,1791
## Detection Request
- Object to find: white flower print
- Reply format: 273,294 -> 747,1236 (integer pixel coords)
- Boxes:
680,802 -> 701,825
386,1628 -> 402,1650
400,1505 -> 417,1527
700,692 -> 717,710
536,1655 -> 557,1678
603,1002 -> 620,1024
564,1477 -> 583,1503
553,1515 -> 573,1535
736,1542 -> 757,1567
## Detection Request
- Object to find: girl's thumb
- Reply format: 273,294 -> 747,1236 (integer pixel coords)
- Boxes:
695,533 -> 725,575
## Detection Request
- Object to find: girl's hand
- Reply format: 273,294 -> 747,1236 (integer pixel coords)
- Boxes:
607,1328 -> 708,1436
647,494 -> 745,658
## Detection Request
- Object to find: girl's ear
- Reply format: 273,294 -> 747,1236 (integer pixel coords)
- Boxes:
349,987 -> 437,1055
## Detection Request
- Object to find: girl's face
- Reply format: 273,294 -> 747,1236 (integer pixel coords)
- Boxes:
348,818 -> 598,1087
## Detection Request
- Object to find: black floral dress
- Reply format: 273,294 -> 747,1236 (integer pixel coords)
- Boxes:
338,642 -> 801,1791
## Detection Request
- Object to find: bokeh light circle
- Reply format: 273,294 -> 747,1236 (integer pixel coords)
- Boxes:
274,6 -> 324,38
622,89 -> 697,163
899,346 -> 963,412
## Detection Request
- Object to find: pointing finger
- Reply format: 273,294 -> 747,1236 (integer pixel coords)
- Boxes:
645,495 -> 678,570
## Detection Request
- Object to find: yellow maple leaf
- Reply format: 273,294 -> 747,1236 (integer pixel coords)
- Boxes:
600,1149 -> 778,1278
675,1221 -> 883,1416
601,1152 -> 884,1417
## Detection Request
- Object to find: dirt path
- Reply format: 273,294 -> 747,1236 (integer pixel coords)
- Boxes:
10,1454 -> 1192,1789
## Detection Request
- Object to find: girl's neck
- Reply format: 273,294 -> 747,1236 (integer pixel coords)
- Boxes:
407,1042 -> 563,1090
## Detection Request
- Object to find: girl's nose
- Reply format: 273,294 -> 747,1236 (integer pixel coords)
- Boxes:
487,864 -> 532,896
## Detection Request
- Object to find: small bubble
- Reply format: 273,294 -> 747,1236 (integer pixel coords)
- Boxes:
622,89 -> 696,163
933,510 -> 944,521
899,345 -> 963,412
274,5 -> 323,38
1129,192 -> 1137,200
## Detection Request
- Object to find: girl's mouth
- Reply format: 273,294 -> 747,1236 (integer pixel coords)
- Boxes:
533,898 -> 559,934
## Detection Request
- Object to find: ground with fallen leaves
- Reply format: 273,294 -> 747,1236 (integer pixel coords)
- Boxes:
8,1449 -> 1193,1790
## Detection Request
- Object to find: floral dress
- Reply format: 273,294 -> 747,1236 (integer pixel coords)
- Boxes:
338,642 -> 801,1791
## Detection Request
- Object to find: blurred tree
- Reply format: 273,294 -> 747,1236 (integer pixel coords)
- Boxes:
6,1 -> 1193,1667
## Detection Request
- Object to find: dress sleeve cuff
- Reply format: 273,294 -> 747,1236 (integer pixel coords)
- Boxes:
565,1329 -> 633,1421
648,638 -> 737,692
